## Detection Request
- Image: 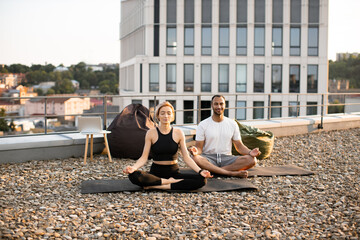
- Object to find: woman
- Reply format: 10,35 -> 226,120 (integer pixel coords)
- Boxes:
123,101 -> 212,190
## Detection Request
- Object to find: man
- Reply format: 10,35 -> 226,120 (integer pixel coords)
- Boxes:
189,95 -> 260,178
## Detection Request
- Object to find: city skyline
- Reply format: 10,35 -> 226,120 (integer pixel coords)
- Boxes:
0,0 -> 359,67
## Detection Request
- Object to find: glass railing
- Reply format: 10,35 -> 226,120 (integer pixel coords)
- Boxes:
0,92 -> 359,137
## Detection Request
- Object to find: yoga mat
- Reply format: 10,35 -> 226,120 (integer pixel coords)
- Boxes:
81,178 -> 257,194
180,165 -> 314,177
247,165 -> 314,177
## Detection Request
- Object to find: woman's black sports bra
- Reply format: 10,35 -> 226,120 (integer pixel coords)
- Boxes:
151,127 -> 178,161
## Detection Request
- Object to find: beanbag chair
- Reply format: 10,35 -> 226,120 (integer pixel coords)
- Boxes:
232,120 -> 274,160
107,104 -> 156,159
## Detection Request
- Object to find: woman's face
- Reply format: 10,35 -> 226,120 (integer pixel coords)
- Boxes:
158,106 -> 174,123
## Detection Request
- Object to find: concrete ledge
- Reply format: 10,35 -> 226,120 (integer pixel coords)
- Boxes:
246,114 -> 360,137
0,133 -> 105,164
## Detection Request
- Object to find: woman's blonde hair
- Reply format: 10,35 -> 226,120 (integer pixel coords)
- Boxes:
155,101 -> 175,122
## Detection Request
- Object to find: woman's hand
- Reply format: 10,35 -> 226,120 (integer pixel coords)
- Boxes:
123,166 -> 136,174
200,169 -> 213,178
249,148 -> 261,157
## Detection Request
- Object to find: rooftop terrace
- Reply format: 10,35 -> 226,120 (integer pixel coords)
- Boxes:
0,128 -> 359,238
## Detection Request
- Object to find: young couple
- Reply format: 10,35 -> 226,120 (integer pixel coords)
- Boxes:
123,95 -> 261,191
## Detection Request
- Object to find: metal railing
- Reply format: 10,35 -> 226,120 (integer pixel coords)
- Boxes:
0,92 -> 359,137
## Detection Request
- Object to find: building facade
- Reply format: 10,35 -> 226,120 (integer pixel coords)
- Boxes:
119,0 -> 329,124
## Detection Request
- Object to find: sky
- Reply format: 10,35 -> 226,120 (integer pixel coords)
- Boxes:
0,0 -> 359,67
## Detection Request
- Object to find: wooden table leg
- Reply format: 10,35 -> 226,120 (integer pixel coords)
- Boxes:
84,134 -> 89,164
90,134 -> 94,161
103,133 -> 112,162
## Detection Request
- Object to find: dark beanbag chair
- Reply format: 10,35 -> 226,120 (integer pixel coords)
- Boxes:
232,120 -> 274,160
107,104 -> 156,159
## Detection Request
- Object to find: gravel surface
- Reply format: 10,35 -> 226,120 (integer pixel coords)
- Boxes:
0,128 -> 359,239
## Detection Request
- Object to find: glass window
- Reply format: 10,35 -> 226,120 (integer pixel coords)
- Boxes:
202,27 -> 212,55
132,99 -> 142,105
272,0 -> 283,23
236,26 -> 247,55
271,65 -> 282,93
166,64 -> 176,92
271,102 -> 282,118
253,101 -> 264,119
154,0 -> 160,56
289,65 -> 300,93
167,27 -> 177,55
184,100 -> 194,124
254,64 -> 264,92
167,0 -> 176,23
236,101 -> 246,120
202,0 -> 212,23
236,64 -> 247,92
255,0 -> 265,23
184,27 -> 194,55
219,0 -> 229,23
201,100 -> 211,120
290,27 -> 301,56
254,27 -> 265,55
290,0 -> 301,23
219,27 -> 229,55
308,0 -> 319,23
289,101 -> 299,117
308,27 -> 318,56
307,102 -> 318,115
272,27 -> 282,56
218,64 -> 229,92
184,64 -> 194,92
149,64 -> 159,92
201,64 -> 212,92
307,65 -> 318,93
184,0 -> 194,23
237,0 -> 247,23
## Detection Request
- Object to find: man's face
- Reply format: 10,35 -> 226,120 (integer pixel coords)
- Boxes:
211,97 -> 225,116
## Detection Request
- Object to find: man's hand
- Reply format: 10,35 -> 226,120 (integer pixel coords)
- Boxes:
188,146 -> 198,156
249,148 -> 261,157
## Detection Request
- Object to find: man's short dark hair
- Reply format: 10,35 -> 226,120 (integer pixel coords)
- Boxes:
211,95 -> 226,102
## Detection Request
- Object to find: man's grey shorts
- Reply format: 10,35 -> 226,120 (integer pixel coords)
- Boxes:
201,154 -> 239,167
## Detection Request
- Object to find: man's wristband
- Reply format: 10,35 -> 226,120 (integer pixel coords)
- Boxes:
248,150 -> 252,155
198,169 -> 205,175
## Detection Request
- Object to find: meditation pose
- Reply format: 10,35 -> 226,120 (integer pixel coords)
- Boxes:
123,101 -> 212,190
188,95 -> 261,178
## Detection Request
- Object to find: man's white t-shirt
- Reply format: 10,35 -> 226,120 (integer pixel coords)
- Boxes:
195,116 -> 241,155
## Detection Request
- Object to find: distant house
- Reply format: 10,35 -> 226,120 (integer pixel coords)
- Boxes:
54,66 -> 69,72
0,73 -> 26,89
25,96 -> 90,121
86,65 -> 104,72
33,81 -> 56,93
71,80 -> 80,90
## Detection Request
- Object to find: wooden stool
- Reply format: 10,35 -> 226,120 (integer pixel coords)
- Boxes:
83,131 -> 112,164
78,116 -> 112,164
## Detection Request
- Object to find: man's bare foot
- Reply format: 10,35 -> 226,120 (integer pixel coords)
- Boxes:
229,170 -> 248,178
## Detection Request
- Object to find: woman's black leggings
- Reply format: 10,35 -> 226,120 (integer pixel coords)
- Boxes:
128,163 -> 206,190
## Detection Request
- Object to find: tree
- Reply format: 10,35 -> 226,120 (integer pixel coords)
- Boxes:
54,78 -> 75,94
329,56 -> 360,89
0,109 -> 10,132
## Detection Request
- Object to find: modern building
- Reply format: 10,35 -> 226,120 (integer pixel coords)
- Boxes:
119,0 -> 329,124
336,52 -> 360,62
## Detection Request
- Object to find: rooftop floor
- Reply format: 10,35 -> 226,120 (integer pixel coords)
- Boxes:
0,128 -> 359,238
